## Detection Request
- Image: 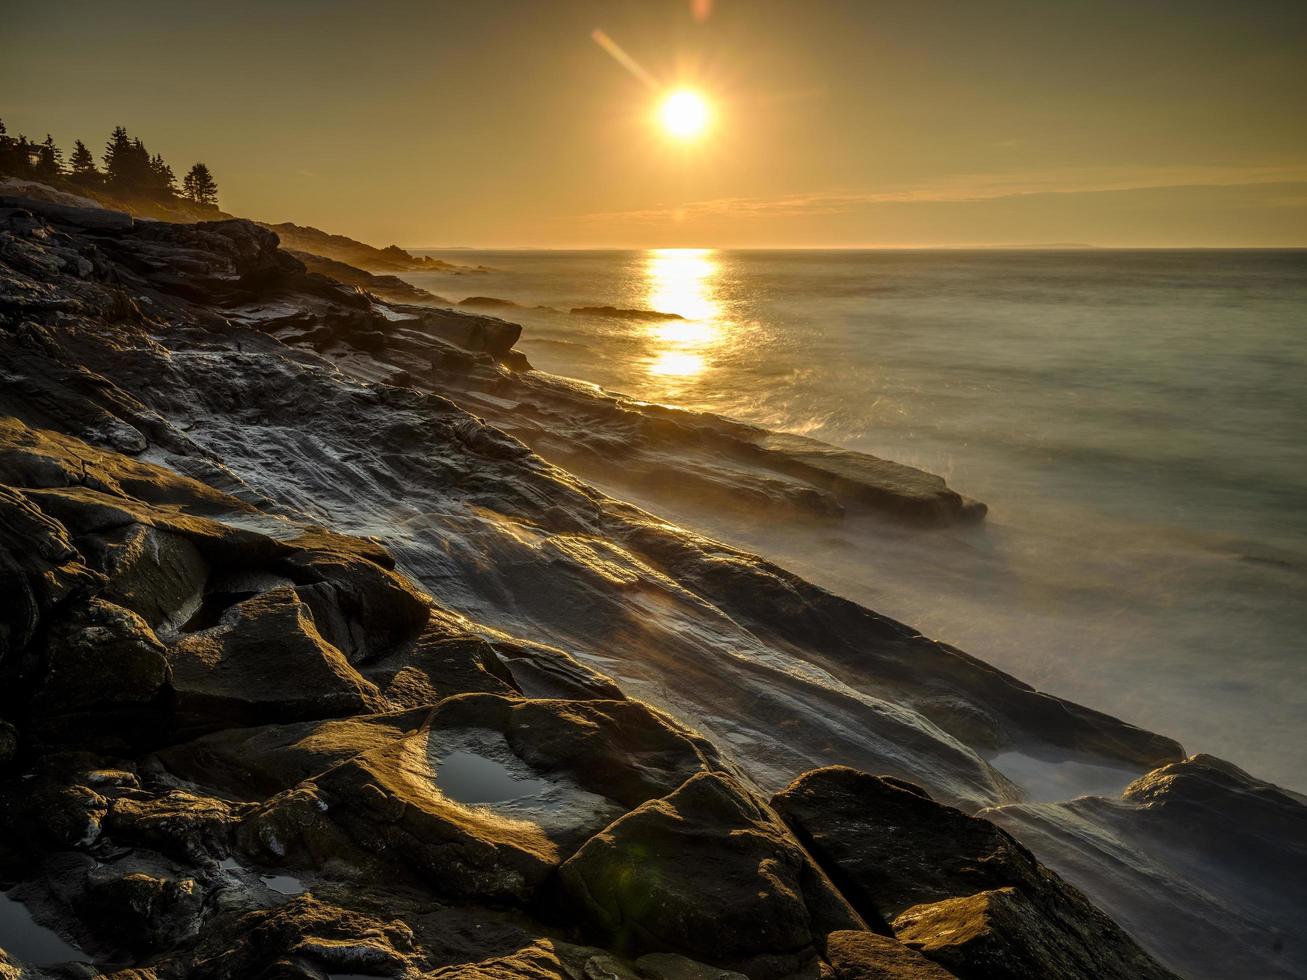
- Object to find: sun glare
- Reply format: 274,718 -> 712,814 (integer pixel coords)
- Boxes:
659,89 -> 711,140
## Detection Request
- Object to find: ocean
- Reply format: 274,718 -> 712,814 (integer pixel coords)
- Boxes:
406,248 -> 1307,791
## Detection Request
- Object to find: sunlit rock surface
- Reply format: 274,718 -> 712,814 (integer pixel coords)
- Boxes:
0,190 -> 1297,977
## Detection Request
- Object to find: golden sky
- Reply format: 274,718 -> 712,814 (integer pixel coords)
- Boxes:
4,0 -> 1306,247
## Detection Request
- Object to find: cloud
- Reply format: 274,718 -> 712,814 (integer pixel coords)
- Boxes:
573,164 -> 1307,225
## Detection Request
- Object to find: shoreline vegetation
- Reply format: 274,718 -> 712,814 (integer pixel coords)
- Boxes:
0,122 -> 1304,980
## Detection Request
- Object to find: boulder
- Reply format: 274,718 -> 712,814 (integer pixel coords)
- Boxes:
771,767 -> 1174,980
0,484 -> 103,660
558,771 -> 864,979
34,599 -> 171,746
168,586 -> 386,734
78,523 -> 208,632
156,707 -> 431,800
104,789 -> 250,864
182,895 -> 417,980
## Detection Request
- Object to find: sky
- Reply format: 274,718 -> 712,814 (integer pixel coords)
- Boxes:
3,0 -> 1306,248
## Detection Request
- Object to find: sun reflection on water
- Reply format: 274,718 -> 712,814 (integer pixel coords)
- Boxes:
644,248 -> 721,381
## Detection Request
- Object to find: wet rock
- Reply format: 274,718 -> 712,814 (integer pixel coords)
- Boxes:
985,754 -> 1307,980
183,895 -> 416,980
634,952 -> 750,979
34,599 -> 170,746
168,587 -> 386,734
285,249 -> 449,306
74,860 -> 205,956
279,545 -> 431,664
239,695 -> 730,904
771,767 -> 1174,980
78,523 -> 207,632
822,931 -> 956,980
104,789 -> 249,864
156,707 -> 431,800
558,771 -> 864,979
0,484 -> 103,661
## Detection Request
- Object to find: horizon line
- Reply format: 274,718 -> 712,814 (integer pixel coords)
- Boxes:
400,243 -> 1307,252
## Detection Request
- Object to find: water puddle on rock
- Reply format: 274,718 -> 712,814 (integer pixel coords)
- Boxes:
217,857 -> 307,895
435,748 -> 550,804
0,891 -> 86,966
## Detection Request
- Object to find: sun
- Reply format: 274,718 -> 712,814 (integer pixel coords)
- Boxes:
659,89 -> 711,140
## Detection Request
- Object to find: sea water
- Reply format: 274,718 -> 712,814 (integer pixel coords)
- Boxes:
406,248 -> 1307,791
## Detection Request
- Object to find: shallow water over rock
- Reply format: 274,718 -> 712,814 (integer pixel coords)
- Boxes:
435,748 -> 550,804
0,891 -> 86,966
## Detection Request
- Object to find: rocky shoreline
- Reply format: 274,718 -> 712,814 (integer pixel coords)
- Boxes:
0,190 -> 1302,979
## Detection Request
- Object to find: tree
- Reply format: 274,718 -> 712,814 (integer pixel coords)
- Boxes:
34,134 -> 63,179
149,153 -> 176,195
0,119 -> 19,175
103,125 -> 132,185
69,140 -> 99,183
182,162 -> 218,207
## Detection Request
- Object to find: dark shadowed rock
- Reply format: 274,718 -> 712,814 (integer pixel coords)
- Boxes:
168,587 -> 386,733
286,248 -> 450,305
558,771 -> 864,979
771,767 -> 1174,980
34,598 -> 171,747
183,895 -> 417,980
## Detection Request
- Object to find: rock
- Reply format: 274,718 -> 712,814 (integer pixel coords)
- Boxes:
78,523 -> 207,632
570,306 -> 685,321
822,931 -> 956,980
74,860 -> 205,956
0,721 -> 16,768
156,707 -> 431,799
285,248 -> 450,306
634,952 -> 750,979
34,599 -> 171,747
0,484 -> 103,661
168,587 -> 386,734
985,754 -> 1307,980
182,895 -> 416,980
771,767 -> 1174,980
277,545 -> 431,663
558,771 -> 864,979
104,789 -> 250,864
239,695 -> 731,905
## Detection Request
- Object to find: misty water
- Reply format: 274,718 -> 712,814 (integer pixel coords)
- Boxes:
409,248 -> 1307,791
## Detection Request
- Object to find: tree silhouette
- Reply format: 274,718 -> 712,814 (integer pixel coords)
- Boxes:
69,140 -> 98,183
0,119 -> 20,175
149,153 -> 176,196
182,162 -> 219,207
35,134 -> 63,179
103,126 -> 132,186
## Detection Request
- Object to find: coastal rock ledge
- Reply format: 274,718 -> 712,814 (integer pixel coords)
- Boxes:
0,188 -> 1301,979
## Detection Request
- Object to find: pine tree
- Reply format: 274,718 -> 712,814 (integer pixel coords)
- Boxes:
149,153 -> 176,196
103,125 -> 132,186
13,135 -> 36,177
34,134 -> 63,179
0,119 -> 19,175
69,140 -> 98,183
182,162 -> 219,207
126,138 -> 153,189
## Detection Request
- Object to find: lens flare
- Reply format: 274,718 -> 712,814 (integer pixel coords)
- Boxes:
659,90 -> 711,139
